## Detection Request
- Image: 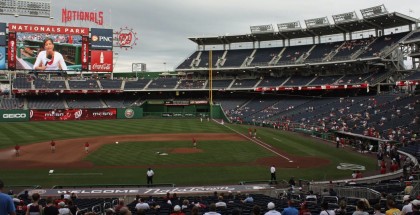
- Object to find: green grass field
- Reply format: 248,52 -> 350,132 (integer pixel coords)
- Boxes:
0,119 -> 376,187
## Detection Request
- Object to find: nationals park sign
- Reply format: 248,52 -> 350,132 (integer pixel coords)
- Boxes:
26,184 -> 273,197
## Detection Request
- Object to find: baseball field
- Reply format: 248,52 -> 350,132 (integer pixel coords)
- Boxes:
0,119 -> 376,187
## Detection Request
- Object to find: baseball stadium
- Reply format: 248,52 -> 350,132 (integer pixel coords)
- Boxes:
0,2 -> 419,215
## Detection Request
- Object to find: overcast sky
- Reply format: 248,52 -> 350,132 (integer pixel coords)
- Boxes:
2,0 -> 419,72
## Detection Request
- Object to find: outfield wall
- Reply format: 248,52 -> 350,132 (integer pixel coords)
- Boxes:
0,104 -> 221,121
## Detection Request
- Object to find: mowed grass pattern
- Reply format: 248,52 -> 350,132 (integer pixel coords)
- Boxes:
0,119 -> 230,148
87,140 -> 272,166
0,119 -> 377,186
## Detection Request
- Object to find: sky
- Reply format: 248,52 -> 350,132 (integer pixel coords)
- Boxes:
1,0 -> 419,72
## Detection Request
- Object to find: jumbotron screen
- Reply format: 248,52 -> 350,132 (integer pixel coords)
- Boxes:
2,23 -> 113,72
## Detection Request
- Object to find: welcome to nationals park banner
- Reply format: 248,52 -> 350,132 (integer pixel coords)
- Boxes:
30,108 -> 116,121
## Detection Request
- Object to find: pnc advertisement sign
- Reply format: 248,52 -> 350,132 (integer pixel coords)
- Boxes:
90,50 -> 113,72
0,23 -> 6,46
91,28 -> 113,50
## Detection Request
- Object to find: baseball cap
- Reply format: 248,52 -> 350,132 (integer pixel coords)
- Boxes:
267,202 -> 275,210
58,201 -> 66,207
412,200 -> 420,207
403,195 -> 411,202
174,205 -> 181,212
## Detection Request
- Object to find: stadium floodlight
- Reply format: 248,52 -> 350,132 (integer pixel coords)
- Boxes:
278,21 -> 302,32
250,25 -> 274,34
360,4 -> 388,18
304,17 -> 330,28
332,11 -> 359,24
0,0 -> 51,18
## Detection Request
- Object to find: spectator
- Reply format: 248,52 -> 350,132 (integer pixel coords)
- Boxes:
386,199 -> 401,215
119,207 -> 132,215
114,199 -> 125,214
252,205 -> 261,215
57,202 -> 71,215
406,200 -> 420,215
320,202 -> 336,215
402,195 -> 413,215
43,197 -> 59,215
282,200 -> 298,215
26,193 -> 43,215
335,200 -> 347,215
353,200 -> 369,215
241,194 -> 253,204
215,196 -> 226,208
203,204 -> 221,215
265,202 -> 281,215
373,203 -> 384,215
135,198 -> 150,210
16,200 -> 28,214
18,190 -> 30,202
170,205 -> 185,215
299,202 -> 311,215
67,200 -> 79,215
191,206 -> 200,215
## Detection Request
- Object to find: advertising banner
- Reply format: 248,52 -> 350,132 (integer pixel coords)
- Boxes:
0,110 -> 29,122
81,36 -> 89,71
30,109 -> 116,121
91,28 -> 113,50
0,47 -> 5,70
7,32 -> 16,70
90,50 -> 113,72
117,108 -> 143,119
0,23 -> 6,46
8,23 -> 89,35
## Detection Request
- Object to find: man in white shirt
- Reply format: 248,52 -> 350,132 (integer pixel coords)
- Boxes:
401,195 -> 413,215
215,196 -> 227,208
265,202 -> 281,215
270,165 -> 277,184
146,168 -> 154,187
135,198 -> 150,210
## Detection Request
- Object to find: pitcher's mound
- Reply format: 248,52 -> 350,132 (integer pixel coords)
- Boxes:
171,148 -> 203,154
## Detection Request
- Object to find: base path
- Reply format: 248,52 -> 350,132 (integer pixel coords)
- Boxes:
0,133 -> 329,169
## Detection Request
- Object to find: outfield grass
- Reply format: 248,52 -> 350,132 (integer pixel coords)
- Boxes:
0,119 -> 377,187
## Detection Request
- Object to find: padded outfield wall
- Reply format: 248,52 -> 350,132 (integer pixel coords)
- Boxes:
0,103 -> 221,121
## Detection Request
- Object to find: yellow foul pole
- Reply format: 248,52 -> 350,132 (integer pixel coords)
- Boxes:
209,50 -> 213,118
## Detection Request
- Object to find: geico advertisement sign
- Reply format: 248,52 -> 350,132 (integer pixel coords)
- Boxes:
2,113 -> 26,119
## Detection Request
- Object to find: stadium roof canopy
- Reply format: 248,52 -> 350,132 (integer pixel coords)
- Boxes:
189,12 -> 419,46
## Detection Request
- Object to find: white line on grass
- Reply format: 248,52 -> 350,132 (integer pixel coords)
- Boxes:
49,173 -> 103,176
273,138 -> 282,142
215,120 -> 293,162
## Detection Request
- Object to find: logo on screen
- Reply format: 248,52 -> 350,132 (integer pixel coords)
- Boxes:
114,27 -> 138,50
92,35 -> 99,42
125,108 -> 134,118
75,109 -> 83,119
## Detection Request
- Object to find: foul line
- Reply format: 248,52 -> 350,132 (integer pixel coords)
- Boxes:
49,173 -> 103,176
215,120 -> 293,162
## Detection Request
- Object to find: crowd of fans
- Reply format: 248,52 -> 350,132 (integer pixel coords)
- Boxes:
2,177 -> 420,215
